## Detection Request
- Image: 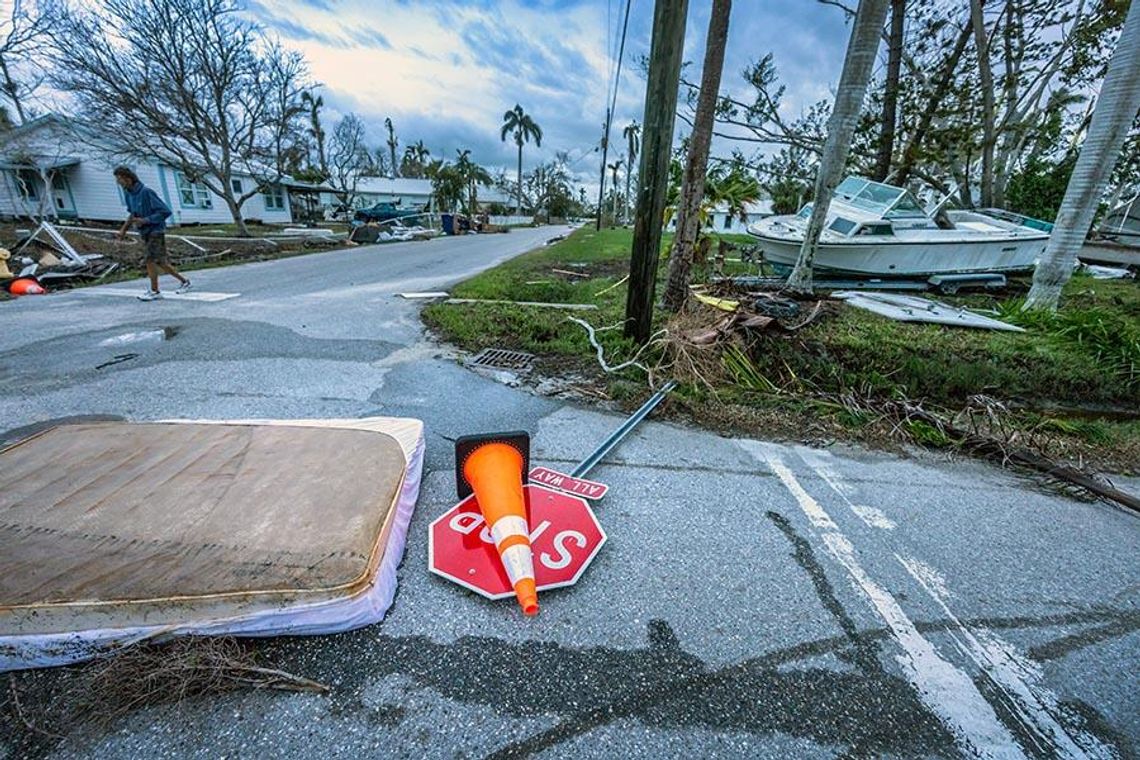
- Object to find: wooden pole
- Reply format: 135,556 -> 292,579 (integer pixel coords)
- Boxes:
624,0 -> 689,344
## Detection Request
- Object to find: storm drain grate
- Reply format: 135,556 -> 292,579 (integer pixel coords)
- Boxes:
468,348 -> 535,370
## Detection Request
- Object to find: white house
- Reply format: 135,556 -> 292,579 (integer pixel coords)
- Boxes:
320,176 -> 521,213
322,177 -> 435,210
666,200 -> 774,234
0,115 -> 294,226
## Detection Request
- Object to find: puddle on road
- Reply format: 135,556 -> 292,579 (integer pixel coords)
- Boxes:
99,326 -> 179,347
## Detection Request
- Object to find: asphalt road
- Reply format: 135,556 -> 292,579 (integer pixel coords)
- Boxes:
1,226 -> 1137,759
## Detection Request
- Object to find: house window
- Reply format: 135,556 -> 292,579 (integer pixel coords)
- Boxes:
722,214 -> 733,230
262,184 -> 285,211
51,172 -> 67,191
231,178 -> 243,194
175,171 -> 213,209
15,169 -> 39,200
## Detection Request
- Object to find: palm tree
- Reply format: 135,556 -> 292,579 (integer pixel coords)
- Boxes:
500,104 -> 542,214
426,158 -> 463,213
663,0 -> 732,312
455,149 -> 493,216
707,165 -> 762,226
384,117 -> 398,179
623,121 -> 640,223
301,90 -> 327,176
401,140 -> 431,178
1024,0 -> 1140,312
608,160 -> 624,222
785,0 -> 891,294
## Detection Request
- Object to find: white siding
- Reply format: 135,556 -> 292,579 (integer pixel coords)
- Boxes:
0,118 -> 293,225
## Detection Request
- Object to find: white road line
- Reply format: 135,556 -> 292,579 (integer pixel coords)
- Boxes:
743,442 -> 1027,759
81,288 -> 240,302
796,447 -> 896,529
899,555 -> 1114,759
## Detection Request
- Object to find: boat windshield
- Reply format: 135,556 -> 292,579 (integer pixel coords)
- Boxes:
797,204 -> 813,219
834,176 -> 927,218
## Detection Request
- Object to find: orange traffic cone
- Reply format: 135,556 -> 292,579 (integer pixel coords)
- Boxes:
457,433 -> 538,616
7,277 -> 44,296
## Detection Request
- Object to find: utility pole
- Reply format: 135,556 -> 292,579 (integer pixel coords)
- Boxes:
624,0 -> 689,344
595,110 -> 611,230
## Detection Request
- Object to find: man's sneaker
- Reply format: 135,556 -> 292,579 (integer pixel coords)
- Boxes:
138,289 -> 163,301
175,279 -> 192,294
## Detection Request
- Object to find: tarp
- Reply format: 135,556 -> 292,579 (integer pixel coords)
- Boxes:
0,417 -> 424,671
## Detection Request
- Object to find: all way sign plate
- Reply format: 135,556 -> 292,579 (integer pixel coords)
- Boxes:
429,484 -> 606,600
528,466 -> 609,500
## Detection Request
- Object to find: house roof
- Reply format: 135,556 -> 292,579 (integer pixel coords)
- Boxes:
708,200 -> 774,216
0,156 -> 82,171
354,177 -> 434,196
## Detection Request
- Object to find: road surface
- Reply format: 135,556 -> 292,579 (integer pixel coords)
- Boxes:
0,226 -> 1136,759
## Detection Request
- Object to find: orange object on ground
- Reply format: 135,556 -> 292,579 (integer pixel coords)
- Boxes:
462,441 -> 538,616
7,278 -> 44,296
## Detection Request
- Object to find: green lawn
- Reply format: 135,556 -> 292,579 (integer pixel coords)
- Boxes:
423,226 -> 1140,472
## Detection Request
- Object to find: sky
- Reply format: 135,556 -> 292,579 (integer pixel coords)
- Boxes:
242,0 -> 854,186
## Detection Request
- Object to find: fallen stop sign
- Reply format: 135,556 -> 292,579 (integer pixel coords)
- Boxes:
429,483 -> 606,600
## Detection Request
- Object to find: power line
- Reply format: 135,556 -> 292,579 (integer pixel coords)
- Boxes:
596,0 -> 634,229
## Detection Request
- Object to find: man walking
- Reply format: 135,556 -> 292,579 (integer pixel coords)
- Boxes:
114,166 -> 191,300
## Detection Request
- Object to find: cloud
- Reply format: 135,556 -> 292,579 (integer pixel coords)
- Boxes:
249,0 -> 855,186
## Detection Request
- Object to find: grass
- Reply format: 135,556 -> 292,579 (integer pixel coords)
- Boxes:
424,226 -> 1140,473
423,227 -> 652,364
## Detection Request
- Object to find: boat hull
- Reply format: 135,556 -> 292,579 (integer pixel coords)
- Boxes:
749,234 -> 1047,277
1079,242 -> 1140,268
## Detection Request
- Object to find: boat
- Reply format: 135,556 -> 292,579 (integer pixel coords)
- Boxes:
746,176 -> 1050,277
1080,195 -> 1140,268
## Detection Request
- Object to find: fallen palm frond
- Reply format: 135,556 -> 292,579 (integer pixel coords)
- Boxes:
809,391 -> 1140,513
722,344 -> 779,393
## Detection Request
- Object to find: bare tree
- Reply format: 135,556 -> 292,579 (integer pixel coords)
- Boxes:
326,113 -> 372,209
50,0 -> 310,236
0,0 -> 60,124
1024,0 -> 1140,311
785,0 -> 891,294
968,0 -> 997,207
663,0 -> 732,312
871,0 -> 905,181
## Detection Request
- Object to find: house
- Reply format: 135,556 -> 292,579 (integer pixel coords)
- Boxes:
666,200 -> 774,234
0,115 -> 294,226
322,177 -> 435,211
320,177 -> 520,214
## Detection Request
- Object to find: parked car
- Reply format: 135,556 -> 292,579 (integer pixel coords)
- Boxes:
354,202 -> 415,224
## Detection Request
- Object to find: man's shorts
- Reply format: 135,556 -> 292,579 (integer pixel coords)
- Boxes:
142,233 -> 169,264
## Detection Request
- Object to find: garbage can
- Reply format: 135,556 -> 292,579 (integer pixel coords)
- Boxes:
441,213 -> 456,235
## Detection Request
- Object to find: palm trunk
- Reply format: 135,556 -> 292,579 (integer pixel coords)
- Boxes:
970,0 -> 996,207
611,168 -> 621,221
1024,0 -> 1140,311
624,153 -> 633,224
786,0 -> 891,294
872,0 -> 905,181
516,141 -> 523,215
662,0 -> 732,312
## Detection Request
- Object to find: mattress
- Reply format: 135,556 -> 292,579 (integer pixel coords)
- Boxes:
0,417 -> 425,671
